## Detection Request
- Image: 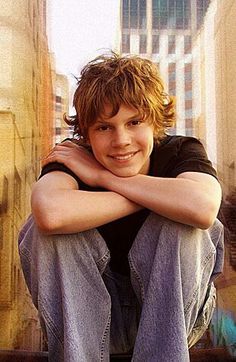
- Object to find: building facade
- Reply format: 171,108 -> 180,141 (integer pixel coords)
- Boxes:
192,0 -> 236,194
0,0 -> 53,350
191,2 -> 236,353
53,73 -> 70,144
214,0 -> 236,195
120,0 -> 211,135
192,0 -> 217,168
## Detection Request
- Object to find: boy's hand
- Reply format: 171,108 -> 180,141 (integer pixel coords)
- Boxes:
42,141 -> 109,187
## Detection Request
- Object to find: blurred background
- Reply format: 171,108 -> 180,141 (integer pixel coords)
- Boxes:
0,0 -> 235,359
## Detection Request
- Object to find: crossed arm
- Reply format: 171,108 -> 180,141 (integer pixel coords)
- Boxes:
31,141 -> 222,234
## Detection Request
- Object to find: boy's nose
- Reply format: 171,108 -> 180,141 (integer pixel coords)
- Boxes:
111,130 -> 131,147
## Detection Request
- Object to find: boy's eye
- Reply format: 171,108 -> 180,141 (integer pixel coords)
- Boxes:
97,125 -> 110,131
129,119 -> 142,126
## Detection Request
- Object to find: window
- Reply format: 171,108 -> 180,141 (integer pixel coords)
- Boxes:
152,0 -> 159,29
185,118 -> 193,136
139,0 -> 146,29
152,34 -> 159,54
160,1 -> 168,29
176,0 -> 184,29
185,106 -> 192,118
185,63 -> 193,135
56,95 -> 62,104
185,90 -> 192,100
151,0 -> 192,30
130,0 -> 138,28
168,63 -> 176,96
123,0 -> 146,29
184,35 -> 192,54
168,0 -> 176,28
139,34 -> 147,53
184,63 -> 192,82
123,0 -> 129,28
168,35 -> 175,54
122,34 -> 130,53
56,128 -> 61,136
184,0 -> 191,29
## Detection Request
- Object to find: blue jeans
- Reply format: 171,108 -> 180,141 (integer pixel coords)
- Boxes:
18,213 -> 224,362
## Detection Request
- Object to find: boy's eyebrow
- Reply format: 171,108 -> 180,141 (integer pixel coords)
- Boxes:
95,113 -> 141,124
94,119 -> 111,124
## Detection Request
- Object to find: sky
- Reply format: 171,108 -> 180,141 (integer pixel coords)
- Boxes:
48,0 -> 120,82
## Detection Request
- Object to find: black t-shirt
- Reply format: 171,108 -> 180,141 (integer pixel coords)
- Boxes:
39,135 -> 218,275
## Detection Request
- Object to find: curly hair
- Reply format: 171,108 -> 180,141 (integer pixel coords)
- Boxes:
65,53 -> 175,141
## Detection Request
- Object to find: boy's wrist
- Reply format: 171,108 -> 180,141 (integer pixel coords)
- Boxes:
99,169 -> 117,189
99,170 -> 135,192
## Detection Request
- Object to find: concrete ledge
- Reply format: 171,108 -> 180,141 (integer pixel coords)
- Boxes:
0,350 -> 48,362
189,347 -> 236,362
0,348 -> 235,361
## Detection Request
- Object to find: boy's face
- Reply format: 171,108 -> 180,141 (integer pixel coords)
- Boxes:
87,103 -> 154,177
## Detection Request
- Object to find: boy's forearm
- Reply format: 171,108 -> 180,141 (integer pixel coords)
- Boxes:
99,171 -> 222,229
32,186 -> 142,235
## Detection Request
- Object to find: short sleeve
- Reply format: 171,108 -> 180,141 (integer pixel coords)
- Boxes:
39,162 -> 80,185
152,136 -> 218,179
168,137 -> 217,179
39,162 -> 106,192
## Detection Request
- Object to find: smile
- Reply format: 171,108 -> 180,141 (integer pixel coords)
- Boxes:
110,151 -> 138,161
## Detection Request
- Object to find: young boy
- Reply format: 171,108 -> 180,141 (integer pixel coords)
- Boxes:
19,53 -> 224,362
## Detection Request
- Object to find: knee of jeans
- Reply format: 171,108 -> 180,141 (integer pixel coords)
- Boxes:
150,212 -> 199,236
154,216 -> 217,278
164,217 -> 216,250
19,221 -> 111,273
133,213 -> 216,267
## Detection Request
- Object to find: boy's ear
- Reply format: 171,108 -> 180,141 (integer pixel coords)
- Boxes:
82,139 -> 92,152
84,136 -> 91,146
82,136 -> 92,149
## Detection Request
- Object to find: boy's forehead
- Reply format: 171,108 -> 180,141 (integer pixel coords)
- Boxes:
99,102 -> 114,118
97,102 -> 140,120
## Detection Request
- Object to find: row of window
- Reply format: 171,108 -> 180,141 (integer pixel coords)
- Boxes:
167,63 -> 192,94
123,0 -> 147,29
168,62 -> 193,135
184,63 -> 193,125
122,0 -> 210,31
122,34 -> 192,54
152,0 -> 191,30
123,0 -> 192,30
55,94 -> 63,112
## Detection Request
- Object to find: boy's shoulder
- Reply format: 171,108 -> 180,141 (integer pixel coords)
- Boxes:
155,135 -> 205,157
151,134 -> 216,179
157,134 -> 202,148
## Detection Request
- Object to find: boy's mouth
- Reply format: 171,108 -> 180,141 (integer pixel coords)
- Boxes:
109,151 -> 139,161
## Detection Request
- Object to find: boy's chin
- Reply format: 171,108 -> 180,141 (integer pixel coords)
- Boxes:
110,168 -> 140,178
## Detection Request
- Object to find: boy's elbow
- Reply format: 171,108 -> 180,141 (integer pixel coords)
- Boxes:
195,216 -> 215,230
31,195 -> 59,235
34,215 -> 58,235
32,208 -> 58,235
193,201 -> 220,230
